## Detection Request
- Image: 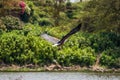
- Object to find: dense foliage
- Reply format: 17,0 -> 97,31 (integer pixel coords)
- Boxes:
0,31 -> 57,65
0,16 -> 23,31
81,0 -> 120,33
0,0 -> 120,69
54,31 -> 120,67
0,29 -> 120,68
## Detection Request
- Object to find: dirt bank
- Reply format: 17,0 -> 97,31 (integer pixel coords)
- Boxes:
0,64 -> 120,73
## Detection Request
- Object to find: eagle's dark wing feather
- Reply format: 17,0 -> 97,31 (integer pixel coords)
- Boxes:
57,23 -> 82,46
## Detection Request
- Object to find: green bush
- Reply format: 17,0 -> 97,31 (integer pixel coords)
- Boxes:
89,32 -> 120,53
0,31 -> 57,65
39,11 -> 48,18
0,32 -> 26,64
100,48 -> 120,68
66,2 -> 74,18
82,0 -> 120,33
0,19 -> 6,31
57,47 -> 96,66
0,29 -> 119,68
38,18 -> 54,26
66,10 -> 73,19
0,16 -> 23,31
64,32 -> 91,48
57,32 -> 120,67
23,23 -> 43,36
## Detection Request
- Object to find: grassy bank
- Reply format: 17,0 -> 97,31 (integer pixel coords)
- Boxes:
0,65 -> 120,73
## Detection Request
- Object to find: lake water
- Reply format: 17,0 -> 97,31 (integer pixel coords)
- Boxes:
0,72 -> 120,80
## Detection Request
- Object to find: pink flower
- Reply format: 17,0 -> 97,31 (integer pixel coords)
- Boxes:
19,1 -> 26,14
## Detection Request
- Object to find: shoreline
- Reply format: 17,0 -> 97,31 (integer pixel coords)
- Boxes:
0,64 -> 120,73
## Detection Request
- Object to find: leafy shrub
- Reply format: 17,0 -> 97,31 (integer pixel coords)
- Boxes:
38,18 -> 54,26
100,48 -> 120,68
57,32 -> 120,67
0,16 -> 23,31
0,32 -> 26,64
0,31 -> 57,65
66,2 -> 74,18
57,47 -> 96,66
44,26 -> 69,39
0,29 -> 119,68
89,32 -> 120,52
0,19 -> 6,31
64,32 -> 91,48
66,10 -> 73,19
39,11 -> 48,18
83,0 -> 120,33
23,23 -> 43,36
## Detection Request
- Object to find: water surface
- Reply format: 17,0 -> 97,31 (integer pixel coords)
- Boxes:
0,72 -> 120,80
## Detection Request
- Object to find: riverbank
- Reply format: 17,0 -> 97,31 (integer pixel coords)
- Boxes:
0,64 -> 120,73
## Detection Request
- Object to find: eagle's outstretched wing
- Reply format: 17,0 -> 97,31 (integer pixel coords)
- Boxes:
55,23 -> 82,46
